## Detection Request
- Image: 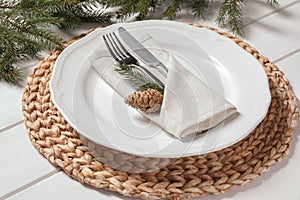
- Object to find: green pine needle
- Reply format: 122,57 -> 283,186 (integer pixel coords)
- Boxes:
115,63 -> 164,93
192,0 -> 209,18
266,0 -> 280,7
216,0 -> 246,35
0,64 -> 21,85
163,0 -> 183,19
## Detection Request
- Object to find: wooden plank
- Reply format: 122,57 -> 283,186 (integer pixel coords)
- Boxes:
6,172 -> 128,200
0,66 -> 35,131
244,2 -> 300,61
0,124 -> 57,198
277,51 -> 300,98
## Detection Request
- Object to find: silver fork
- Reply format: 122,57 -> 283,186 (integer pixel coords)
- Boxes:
103,32 -> 165,88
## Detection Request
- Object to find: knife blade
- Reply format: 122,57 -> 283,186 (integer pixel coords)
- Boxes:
117,27 -> 168,77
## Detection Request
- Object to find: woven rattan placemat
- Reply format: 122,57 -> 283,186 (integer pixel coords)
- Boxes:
22,23 -> 299,200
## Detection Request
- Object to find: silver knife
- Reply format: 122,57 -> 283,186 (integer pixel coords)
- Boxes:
118,27 -> 168,77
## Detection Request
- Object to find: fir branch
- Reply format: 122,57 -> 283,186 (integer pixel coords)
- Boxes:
0,24 -> 43,60
0,64 -> 21,85
114,0 -> 142,20
0,37 -> 15,71
266,0 -> 280,7
26,17 -> 65,27
137,0 -> 151,19
3,17 -> 63,49
101,0 -> 281,34
149,0 -> 159,9
164,0 -> 184,19
17,0 -> 78,9
73,1 -> 116,23
115,63 -> 164,93
216,0 -> 246,35
0,0 -> 119,84
0,0 -> 18,9
192,0 -> 209,18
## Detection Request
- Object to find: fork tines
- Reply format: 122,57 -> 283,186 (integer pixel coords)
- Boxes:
103,32 -> 133,64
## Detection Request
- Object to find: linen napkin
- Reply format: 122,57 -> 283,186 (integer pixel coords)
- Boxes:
89,34 -> 237,139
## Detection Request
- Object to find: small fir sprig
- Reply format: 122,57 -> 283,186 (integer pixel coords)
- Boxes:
267,0 -> 280,7
0,64 -> 21,85
115,63 -> 164,113
192,0 -> 209,18
216,0 -> 246,35
115,63 -> 164,93
215,0 -> 279,34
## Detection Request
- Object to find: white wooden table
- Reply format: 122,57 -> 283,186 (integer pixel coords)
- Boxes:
1,1 -> 300,199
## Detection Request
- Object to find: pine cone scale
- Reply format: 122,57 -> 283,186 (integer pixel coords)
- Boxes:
125,89 -> 163,113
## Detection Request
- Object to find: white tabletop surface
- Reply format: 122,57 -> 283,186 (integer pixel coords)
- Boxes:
1,1 -> 300,200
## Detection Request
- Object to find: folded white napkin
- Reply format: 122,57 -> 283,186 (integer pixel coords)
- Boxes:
89,34 -> 237,139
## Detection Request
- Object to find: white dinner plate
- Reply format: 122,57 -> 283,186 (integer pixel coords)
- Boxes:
50,20 -> 271,158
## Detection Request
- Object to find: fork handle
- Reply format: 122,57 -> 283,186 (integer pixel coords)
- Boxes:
132,64 -> 165,89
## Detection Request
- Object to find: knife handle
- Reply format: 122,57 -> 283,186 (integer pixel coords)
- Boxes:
151,63 -> 168,78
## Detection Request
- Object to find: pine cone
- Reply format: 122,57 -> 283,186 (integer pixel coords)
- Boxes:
125,89 -> 164,113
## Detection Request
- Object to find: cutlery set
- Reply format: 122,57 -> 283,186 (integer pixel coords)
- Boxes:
103,27 -> 167,89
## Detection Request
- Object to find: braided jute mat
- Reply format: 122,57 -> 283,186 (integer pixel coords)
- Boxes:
22,23 -> 299,200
